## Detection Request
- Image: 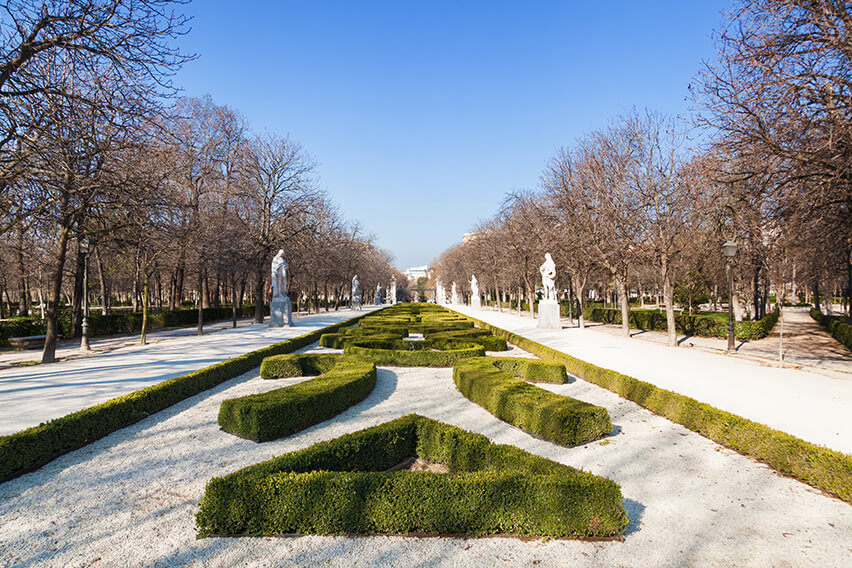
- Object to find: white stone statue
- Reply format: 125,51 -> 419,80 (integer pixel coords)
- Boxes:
390,277 -> 397,304
451,282 -> 459,305
351,275 -> 361,311
269,249 -> 292,327
271,249 -> 288,298
374,283 -> 382,305
540,252 -> 557,302
436,278 -> 446,304
537,252 -> 559,329
470,274 -> 481,309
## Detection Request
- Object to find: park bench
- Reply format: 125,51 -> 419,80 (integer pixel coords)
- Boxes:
8,335 -> 59,350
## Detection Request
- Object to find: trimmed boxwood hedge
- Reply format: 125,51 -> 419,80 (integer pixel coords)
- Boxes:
0,310 -> 377,481
195,414 -> 628,538
425,328 -> 509,351
489,356 -> 569,384
344,338 -> 486,366
218,354 -> 376,442
459,312 -> 852,503
454,357 -> 612,446
0,305 -> 264,347
587,305 -> 780,340
810,309 -> 852,351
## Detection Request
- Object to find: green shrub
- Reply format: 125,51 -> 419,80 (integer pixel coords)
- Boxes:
454,357 -> 611,446
460,313 -> 852,503
586,306 -> 780,340
0,305 -> 265,347
489,357 -> 568,384
218,354 -> 376,442
259,353 -> 340,378
344,339 -> 485,366
811,309 -> 852,351
0,311 -> 377,481
196,414 -> 627,538
425,328 -> 509,351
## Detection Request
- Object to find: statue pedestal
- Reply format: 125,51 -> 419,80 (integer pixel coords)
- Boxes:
269,296 -> 293,327
537,299 -> 561,329
471,296 -> 481,310
352,296 -> 361,311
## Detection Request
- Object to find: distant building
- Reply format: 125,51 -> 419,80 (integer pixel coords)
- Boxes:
404,265 -> 429,281
462,232 -> 478,244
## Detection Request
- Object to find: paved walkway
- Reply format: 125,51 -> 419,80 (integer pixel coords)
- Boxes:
0,308 -> 375,435
445,305 -> 852,454
579,306 -> 852,376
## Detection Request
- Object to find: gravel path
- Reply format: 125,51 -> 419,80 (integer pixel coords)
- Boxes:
0,309 -> 374,435
1,342 -> 849,567
445,305 -> 852,453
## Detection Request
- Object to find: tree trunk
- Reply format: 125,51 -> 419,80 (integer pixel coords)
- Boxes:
573,273 -> 586,329
42,225 -> 72,363
202,271 -> 211,309
661,255 -> 677,347
752,263 -> 762,320
94,245 -> 109,315
16,231 -> 29,317
197,272 -> 204,335
140,271 -> 150,345
254,265 -> 265,324
616,274 -> 630,337
71,244 -> 85,338
231,273 -> 238,328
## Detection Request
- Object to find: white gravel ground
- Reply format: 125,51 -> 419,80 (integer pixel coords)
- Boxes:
0,309 -> 374,435
1,341 -> 850,567
445,305 -> 852,454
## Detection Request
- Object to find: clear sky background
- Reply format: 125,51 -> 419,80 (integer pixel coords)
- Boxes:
171,0 -> 730,270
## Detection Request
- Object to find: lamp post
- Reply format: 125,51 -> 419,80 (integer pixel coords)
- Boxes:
722,240 -> 738,352
79,236 -> 91,352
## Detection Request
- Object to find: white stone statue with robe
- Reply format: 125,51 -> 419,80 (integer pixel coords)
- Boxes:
540,253 -> 557,301
271,250 -> 287,298
451,282 -> 459,305
374,283 -> 382,305
469,274 -> 481,309
351,275 -> 361,311
436,278 -> 446,304
389,277 -> 397,304
537,252 -> 560,329
268,249 -> 292,327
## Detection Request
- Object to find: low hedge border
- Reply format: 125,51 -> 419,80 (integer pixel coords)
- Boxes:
0,305 -> 265,348
196,414 -> 628,538
587,306 -> 780,341
0,310 -> 379,482
810,309 -> 852,351
425,329 -> 509,351
344,338 -> 486,366
490,356 -> 569,384
454,357 -> 612,446
319,331 -> 406,349
458,311 -> 852,503
218,354 -> 377,442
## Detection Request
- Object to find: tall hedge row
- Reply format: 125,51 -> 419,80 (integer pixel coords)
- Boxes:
587,306 -> 780,340
0,310 -> 374,481
810,309 -> 852,351
196,414 -> 628,538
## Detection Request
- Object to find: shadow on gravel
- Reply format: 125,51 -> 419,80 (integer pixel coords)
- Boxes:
622,498 -> 646,536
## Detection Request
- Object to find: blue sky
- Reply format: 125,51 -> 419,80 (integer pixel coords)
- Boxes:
172,1 -> 730,269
